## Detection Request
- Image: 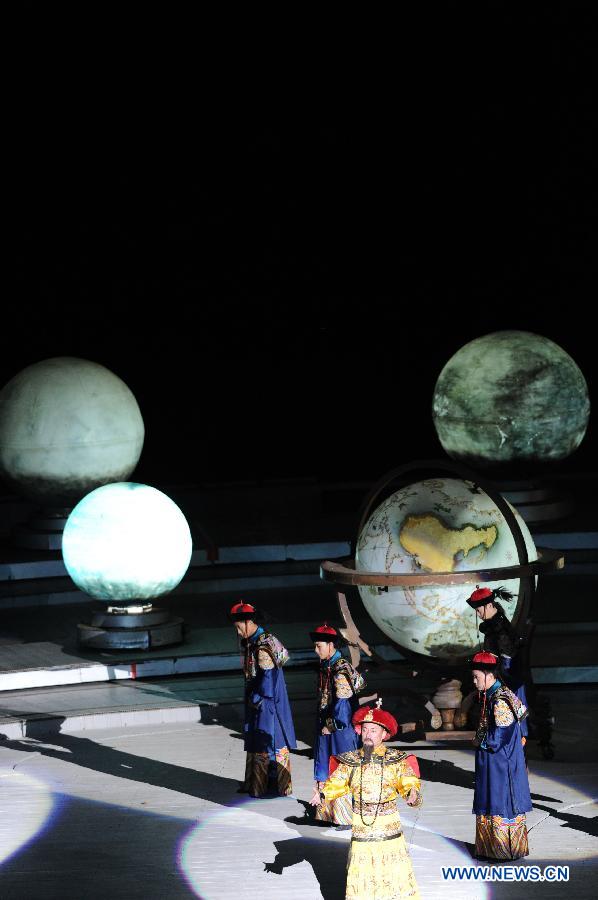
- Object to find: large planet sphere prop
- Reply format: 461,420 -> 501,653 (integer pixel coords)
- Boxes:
62,483 -> 193,601
356,477 -> 537,662
0,357 -> 145,504
432,331 -> 590,467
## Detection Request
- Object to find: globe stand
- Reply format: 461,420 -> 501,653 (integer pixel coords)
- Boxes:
428,678 -> 469,737
77,603 -> 185,650
497,479 -> 574,524
13,506 -> 72,550
320,459 -> 565,744
335,590 -> 447,736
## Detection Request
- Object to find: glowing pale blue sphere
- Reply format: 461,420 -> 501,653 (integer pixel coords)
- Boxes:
62,482 -> 193,601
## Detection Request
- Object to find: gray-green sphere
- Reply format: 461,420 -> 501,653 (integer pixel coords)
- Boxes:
432,331 -> 590,467
0,357 -> 145,504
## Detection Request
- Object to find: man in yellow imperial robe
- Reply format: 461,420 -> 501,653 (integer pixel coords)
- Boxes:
311,701 -> 422,899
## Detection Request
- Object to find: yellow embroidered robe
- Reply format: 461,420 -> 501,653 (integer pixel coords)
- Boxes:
321,745 -> 422,899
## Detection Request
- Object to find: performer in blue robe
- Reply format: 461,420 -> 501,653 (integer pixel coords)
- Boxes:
308,623 -> 364,824
467,586 -> 529,738
471,651 -> 532,860
230,602 -> 296,797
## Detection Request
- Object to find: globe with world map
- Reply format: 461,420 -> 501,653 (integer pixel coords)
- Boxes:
356,477 -> 537,662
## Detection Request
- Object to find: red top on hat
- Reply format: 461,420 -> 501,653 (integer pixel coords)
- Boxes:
467,586 -> 494,608
229,601 -> 258,621
230,602 -> 256,615
313,624 -> 337,637
467,585 -> 515,609
309,622 -> 341,643
471,651 -> 499,670
352,703 -> 398,739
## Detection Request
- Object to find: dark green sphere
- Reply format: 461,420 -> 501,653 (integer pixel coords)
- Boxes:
432,331 -> 590,468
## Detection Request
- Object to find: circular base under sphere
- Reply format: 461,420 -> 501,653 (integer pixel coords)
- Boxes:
62,482 -> 193,601
0,357 -> 145,505
432,331 -> 590,468
77,609 -> 185,650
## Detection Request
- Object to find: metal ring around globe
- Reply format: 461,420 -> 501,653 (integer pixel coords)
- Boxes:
352,458 -> 540,640
356,458 -> 533,544
320,546 -> 563,588
327,462 -> 562,666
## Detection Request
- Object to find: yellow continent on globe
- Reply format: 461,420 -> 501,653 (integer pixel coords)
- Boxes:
399,514 -> 498,572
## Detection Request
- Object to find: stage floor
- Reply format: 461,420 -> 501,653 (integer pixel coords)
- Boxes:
0,680 -> 596,899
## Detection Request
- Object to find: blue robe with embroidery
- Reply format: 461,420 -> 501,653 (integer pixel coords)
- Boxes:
498,654 -> 529,739
243,627 -> 296,755
313,650 -> 360,782
473,680 -> 532,818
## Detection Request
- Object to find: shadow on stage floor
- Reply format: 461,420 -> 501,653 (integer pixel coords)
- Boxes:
0,716 -> 241,807
0,793 -> 195,899
266,812 -> 348,900
531,803 -> 598,839
417,756 -> 563,805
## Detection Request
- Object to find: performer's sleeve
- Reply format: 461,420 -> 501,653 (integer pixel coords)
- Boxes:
325,674 -> 354,732
394,756 -> 423,807
500,654 -> 513,675
321,762 -> 352,800
484,699 -> 517,752
250,647 -> 276,706
497,628 -> 518,659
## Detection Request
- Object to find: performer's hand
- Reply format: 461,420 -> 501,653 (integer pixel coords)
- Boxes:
309,788 -> 321,806
321,726 -> 331,735
406,788 -> 419,806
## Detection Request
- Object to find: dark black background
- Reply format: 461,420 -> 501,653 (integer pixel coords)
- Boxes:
6,18 -> 596,486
